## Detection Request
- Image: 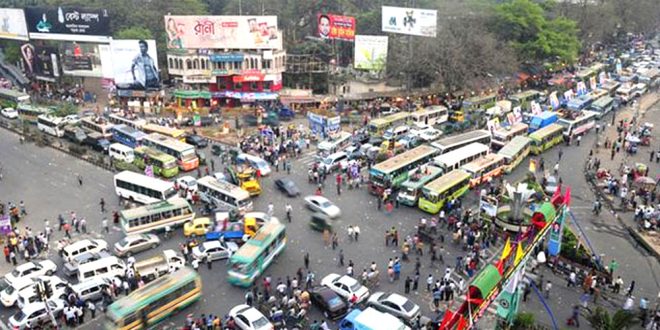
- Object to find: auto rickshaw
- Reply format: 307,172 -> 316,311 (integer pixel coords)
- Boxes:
309,213 -> 332,232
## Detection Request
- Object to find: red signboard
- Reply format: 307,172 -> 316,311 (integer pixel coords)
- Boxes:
317,14 -> 355,41
233,73 -> 266,83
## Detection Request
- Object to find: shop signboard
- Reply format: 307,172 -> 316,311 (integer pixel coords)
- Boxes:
25,6 -> 111,42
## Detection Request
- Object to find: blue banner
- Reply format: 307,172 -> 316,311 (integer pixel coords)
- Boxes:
209,53 -> 244,62
547,208 -> 566,256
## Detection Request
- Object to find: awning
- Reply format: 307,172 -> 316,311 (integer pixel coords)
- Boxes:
212,91 -> 278,101
173,90 -> 212,99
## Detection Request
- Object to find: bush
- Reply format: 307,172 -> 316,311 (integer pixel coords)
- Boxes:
69,145 -> 87,155
513,312 -> 536,329
113,160 -> 141,172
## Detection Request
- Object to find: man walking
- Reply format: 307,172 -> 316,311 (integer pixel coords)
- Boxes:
100,198 -> 105,213
304,252 -> 310,269
285,203 -> 292,223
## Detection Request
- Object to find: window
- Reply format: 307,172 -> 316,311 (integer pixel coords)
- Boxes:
178,59 -> 183,69
250,82 -> 258,90
186,60 -> 192,70
264,82 -> 272,91
193,59 -> 199,70
263,60 -> 272,69
200,59 -> 206,70
169,58 -> 174,69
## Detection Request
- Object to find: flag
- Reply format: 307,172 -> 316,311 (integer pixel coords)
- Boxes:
514,242 -> 524,266
495,259 -> 505,274
564,186 -> 572,207
456,315 -> 468,330
529,159 -> 536,173
439,310 -> 454,329
501,237 -> 512,261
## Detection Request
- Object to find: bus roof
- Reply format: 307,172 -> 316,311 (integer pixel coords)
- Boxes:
134,145 -> 176,161
534,111 -> 557,120
120,198 -> 190,219
493,122 -> 528,137
559,110 -> 598,124
197,176 -> 250,200
231,222 -> 285,261
400,165 -> 443,189
0,88 -> 30,101
112,124 -> 147,137
432,130 -> 490,150
464,93 -> 497,104
592,95 -> 614,108
433,143 -> 489,169
81,116 -> 113,127
144,133 -> 195,153
372,145 -> 438,174
528,123 -> 563,140
114,170 -> 174,191
497,136 -> 531,159
17,103 -> 51,113
369,112 -> 411,126
142,123 -> 186,137
461,154 -> 505,173
424,169 -> 470,193
509,89 -> 541,101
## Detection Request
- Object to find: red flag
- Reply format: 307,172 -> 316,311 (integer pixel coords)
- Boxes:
495,259 -> 504,274
439,310 -> 454,329
551,183 -> 561,201
456,315 -> 468,330
564,186 -> 572,206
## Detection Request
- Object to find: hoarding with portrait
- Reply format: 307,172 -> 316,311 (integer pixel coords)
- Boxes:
354,35 -> 388,71
0,8 -> 29,41
110,39 -> 160,90
381,6 -> 437,37
164,15 -> 282,50
317,14 -> 355,41
24,6 -> 110,42
60,42 -> 110,77
21,44 -> 60,80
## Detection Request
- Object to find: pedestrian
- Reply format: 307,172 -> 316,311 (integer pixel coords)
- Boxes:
100,198 -> 105,213
285,203 -> 292,223
347,225 -> 354,241
566,305 -> 580,327
102,218 -> 109,233
3,246 -> 9,263
426,274 -> 433,291
576,135 -> 582,146
405,276 -> 411,294
544,280 -> 552,299
9,250 -> 16,265
626,280 -> 635,297
210,159 -> 215,172
377,196 -> 382,210
207,258 -> 212,270
80,217 -> 87,234
385,231 -> 390,246
558,148 -> 563,161
523,283 -> 531,302
567,271 -> 576,287
88,301 -> 96,319
304,252 -> 309,269
191,258 -> 199,271
413,271 -> 419,291
77,174 -> 83,186
338,249 -> 344,266
332,232 -> 338,250
19,201 -> 26,216
353,225 -> 360,242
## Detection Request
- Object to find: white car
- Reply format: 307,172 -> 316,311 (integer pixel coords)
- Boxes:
320,273 -> 370,303
367,291 -> 421,323
4,261 -> 57,286
243,212 -> 280,226
63,114 -> 80,125
192,240 -> 239,262
114,234 -> 161,257
419,129 -> 442,142
17,276 -> 69,308
303,195 -> 341,219
1,107 -> 18,119
228,304 -> 274,330
1,277 -> 34,307
9,298 -> 66,329
177,176 -> 198,193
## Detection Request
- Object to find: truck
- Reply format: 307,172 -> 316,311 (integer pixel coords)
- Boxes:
227,165 -> 261,196
339,308 -> 411,330
132,249 -> 185,282
528,111 -> 558,133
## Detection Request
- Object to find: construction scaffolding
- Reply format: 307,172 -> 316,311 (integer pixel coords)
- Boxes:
286,54 -> 329,74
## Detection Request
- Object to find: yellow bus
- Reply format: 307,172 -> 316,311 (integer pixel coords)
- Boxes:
418,169 -> 471,214
142,123 -> 187,142
491,122 -> 529,150
528,123 -> 564,155
497,136 -> 531,173
367,112 -> 411,137
461,154 -> 506,188
462,93 -> 497,111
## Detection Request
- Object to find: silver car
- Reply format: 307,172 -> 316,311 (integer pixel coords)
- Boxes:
303,195 -> 341,219
367,291 -> 421,323
114,234 -> 160,257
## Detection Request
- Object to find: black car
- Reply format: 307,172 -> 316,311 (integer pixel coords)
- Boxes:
310,286 -> 348,320
186,134 -> 208,148
275,178 -> 300,197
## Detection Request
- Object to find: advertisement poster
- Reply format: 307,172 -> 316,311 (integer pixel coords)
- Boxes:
25,6 -> 110,42
354,35 -> 388,71
110,40 -> 160,90
0,8 -> 29,41
60,42 -> 108,77
381,6 -> 437,37
164,15 -> 282,50
21,44 -> 60,79
317,14 -> 355,41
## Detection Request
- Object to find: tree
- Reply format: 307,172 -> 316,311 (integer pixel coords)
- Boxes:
114,27 -> 153,40
51,103 -> 78,117
586,307 -> 638,330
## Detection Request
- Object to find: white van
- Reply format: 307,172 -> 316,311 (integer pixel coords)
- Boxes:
383,125 -> 410,141
61,239 -> 108,263
77,256 -> 126,283
109,143 -> 135,163
321,151 -> 349,172
236,153 -> 271,176
1,277 -> 34,307
317,131 -> 352,154
70,277 -> 110,302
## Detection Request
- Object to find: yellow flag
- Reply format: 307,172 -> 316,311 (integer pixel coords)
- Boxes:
529,159 -> 536,173
500,237 -> 512,261
514,242 -> 525,265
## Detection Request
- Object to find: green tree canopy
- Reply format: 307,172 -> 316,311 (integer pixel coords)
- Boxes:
114,27 -> 153,40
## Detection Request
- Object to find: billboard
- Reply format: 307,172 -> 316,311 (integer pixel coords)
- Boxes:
110,40 -> 160,90
25,6 -> 111,42
60,42 -> 110,77
0,8 -> 28,41
164,15 -> 282,50
21,44 -> 60,80
381,6 -> 437,37
317,14 -> 355,41
354,35 -> 388,71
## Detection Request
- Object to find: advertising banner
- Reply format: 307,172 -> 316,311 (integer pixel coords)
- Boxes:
60,42 -> 109,77
25,6 -> 110,42
547,207 -> 566,257
0,8 -> 29,41
110,40 -> 160,90
381,6 -> 437,37
354,35 -> 388,71
21,44 -> 60,80
317,14 -> 355,41
164,15 -> 282,50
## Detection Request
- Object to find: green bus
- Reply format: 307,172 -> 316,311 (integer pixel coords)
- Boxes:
17,104 -> 52,124
528,123 -> 564,155
119,198 -> 194,235
105,267 -> 202,330
508,90 -> 543,109
462,93 -> 498,111
368,145 -> 439,195
396,165 -> 444,206
227,222 -> 287,287
133,146 -> 180,178
418,169 -> 471,214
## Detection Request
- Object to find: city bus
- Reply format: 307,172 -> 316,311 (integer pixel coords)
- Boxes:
227,222 -> 286,287
600,81 -> 620,96
508,90 -> 543,109
142,123 -> 187,142
589,89 -> 608,101
566,95 -> 593,112
113,170 -> 178,204
432,142 -> 489,173
0,88 -> 29,106
497,136 -> 531,173
119,198 -> 194,234
143,133 -> 199,171
108,113 -> 147,130
528,123 -> 564,155
589,95 -> 615,119
105,267 -> 201,329
133,146 -> 180,178
491,122 -> 529,150
462,93 -> 497,111
368,145 -> 439,195
17,104 -> 51,124
36,114 -> 66,137
111,124 -> 147,148
396,165 -> 444,206
410,105 -> 449,126
197,176 -> 253,214
80,117 -> 115,139
367,112 -> 411,137
557,110 -> 598,140
418,169 -> 471,214
431,129 -> 491,155
461,153 -> 506,188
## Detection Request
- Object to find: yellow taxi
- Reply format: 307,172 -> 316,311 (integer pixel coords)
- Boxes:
183,217 -> 212,237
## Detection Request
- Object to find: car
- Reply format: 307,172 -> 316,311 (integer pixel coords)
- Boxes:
303,195 -> 341,218
17,276 -> 70,308
398,134 -> 423,149
113,234 -> 160,257
367,291 -> 421,324
228,304 -> 274,330
4,261 -> 58,286
83,133 -> 110,153
63,126 -> 86,145
418,129 -> 442,142
309,213 -> 332,232
213,172 -> 227,181
1,107 -> 18,119
320,273 -> 370,303
275,178 -> 300,197
184,217 -> 213,237
544,175 -> 559,194
9,298 -> 66,329
62,114 -> 80,125
61,239 -> 108,263
310,286 -> 349,320
1,278 -> 35,307
192,240 -> 239,262
186,134 -> 208,148
63,251 -> 112,277
177,176 -> 198,193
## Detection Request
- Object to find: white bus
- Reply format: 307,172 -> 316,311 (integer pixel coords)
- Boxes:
80,117 -> 115,139
557,110 -> 598,140
119,198 -> 195,234
143,133 -> 199,171
411,106 -> 449,126
197,176 -> 253,214
107,113 -> 147,130
491,122 -> 528,150
36,114 -> 66,137
431,130 -> 491,155
113,171 -> 178,204
461,153 -> 506,188
317,131 -> 352,154
432,142 -> 490,173
589,96 -> 615,119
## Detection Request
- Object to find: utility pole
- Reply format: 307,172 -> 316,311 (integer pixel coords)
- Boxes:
35,281 -> 57,327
